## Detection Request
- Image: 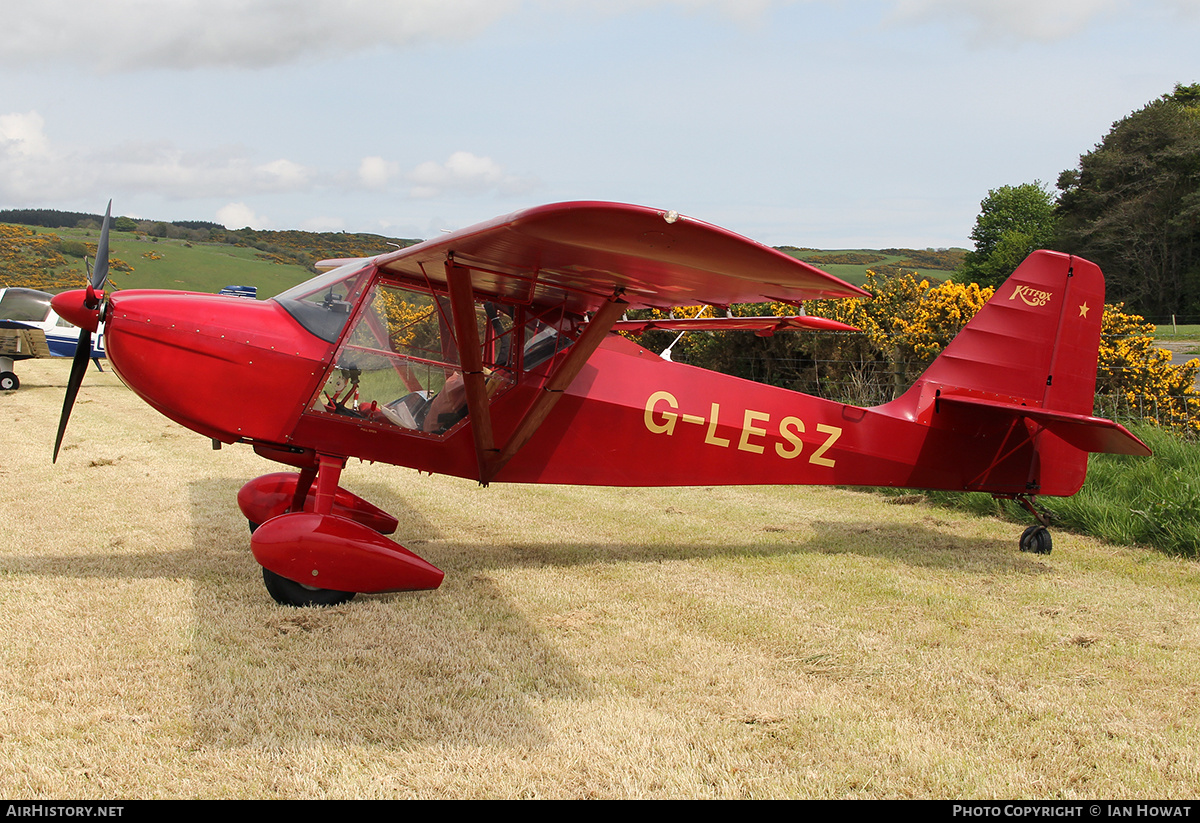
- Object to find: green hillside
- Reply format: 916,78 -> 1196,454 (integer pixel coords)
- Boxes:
2,215 -> 966,298
777,247 -> 967,288
32,225 -> 315,297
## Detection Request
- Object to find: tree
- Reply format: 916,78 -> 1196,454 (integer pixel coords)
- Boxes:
955,182 -> 1058,288
1056,83 -> 1200,318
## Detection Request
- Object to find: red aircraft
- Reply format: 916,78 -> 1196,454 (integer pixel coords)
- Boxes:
52,201 -> 1150,606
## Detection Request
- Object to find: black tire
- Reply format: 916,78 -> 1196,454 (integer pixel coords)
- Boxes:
248,520 -> 259,534
0,372 -> 18,391
262,567 -> 356,607
1019,525 -> 1053,555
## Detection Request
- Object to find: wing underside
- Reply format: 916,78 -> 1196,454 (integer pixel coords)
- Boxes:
0,322 -> 51,360
611,315 -> 859,334
371,202 -> 869,316
308,202 -> 869,486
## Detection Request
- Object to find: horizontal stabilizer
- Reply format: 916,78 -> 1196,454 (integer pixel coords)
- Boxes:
938,395 -> 1151,456
611,315 -> 858,335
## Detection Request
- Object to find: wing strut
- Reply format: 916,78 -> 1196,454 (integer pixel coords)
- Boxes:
445,256 -> 627,485
445,260 -> 499,481
483,291 -> 627,485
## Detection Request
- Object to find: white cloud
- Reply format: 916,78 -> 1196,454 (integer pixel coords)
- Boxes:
407,151 -> 535,199
358,156 -> 399,189
0,109 -> 539,218
300,215 -> 347,232
1,0 -> 520,71
255,158 -> 310,191
0,111 -> 51,158
0,111 -> 75,201
216,202 -> 269,230
0,110 -> 324,204
562,0 -> 796,24
0,0 -> 806,72
887,0 -> 1123,41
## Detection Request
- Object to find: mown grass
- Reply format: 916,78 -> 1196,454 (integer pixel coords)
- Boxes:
4,361 -> 1200,798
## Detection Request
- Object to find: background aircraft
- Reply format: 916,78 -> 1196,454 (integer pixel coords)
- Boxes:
0,286 -> 105,391
51,201 -> 1150,606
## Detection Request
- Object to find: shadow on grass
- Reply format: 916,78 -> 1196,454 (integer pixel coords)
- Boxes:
431,518 -> 1047,578
2,469 -> 1049,753
184,475 -> 593,752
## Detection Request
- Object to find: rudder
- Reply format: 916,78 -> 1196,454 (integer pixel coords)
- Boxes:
887,251 -> 1147,497
915,250 -> 1103,413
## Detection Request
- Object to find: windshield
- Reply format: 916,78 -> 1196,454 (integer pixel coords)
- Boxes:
272,261 -> 373,343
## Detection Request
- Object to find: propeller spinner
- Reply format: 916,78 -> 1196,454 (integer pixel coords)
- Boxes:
53,200 -> 111,462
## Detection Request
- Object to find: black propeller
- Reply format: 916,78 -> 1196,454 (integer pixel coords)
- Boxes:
53,200 -> 112,463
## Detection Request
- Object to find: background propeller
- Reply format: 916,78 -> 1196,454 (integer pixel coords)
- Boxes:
53,200 -> 111,463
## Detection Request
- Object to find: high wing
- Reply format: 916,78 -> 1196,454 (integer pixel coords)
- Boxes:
371,201 -> 869,314
0,321 -> 51,361
355,202 -> 869,485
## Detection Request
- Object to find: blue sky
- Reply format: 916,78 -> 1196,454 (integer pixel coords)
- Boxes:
0,0 -> 1196,248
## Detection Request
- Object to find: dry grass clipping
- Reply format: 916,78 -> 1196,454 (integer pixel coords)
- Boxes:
2,360 -> 1199,798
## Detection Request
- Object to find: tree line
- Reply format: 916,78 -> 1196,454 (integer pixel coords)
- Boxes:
957,82 -> 1200,320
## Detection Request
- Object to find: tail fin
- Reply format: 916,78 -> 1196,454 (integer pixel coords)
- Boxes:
889,250 -> 1149,497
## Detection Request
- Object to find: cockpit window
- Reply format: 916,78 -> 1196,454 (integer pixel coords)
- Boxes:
0,288 -> 52,324
273,262 -> 372,343
306,279 -> 518,437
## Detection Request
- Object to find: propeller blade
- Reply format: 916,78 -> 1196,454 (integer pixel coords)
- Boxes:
53,328 -> 93,463
92,200 -> 112,291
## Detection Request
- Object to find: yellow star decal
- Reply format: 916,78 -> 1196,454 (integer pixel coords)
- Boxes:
1078,302 -> 1090,318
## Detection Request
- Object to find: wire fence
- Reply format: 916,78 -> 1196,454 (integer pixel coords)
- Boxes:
1144,315 -> 1200,331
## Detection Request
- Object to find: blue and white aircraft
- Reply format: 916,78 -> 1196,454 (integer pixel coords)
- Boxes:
0,287 -> 105,390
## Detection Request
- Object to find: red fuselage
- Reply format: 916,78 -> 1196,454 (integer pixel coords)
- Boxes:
52,256 -> 1103,501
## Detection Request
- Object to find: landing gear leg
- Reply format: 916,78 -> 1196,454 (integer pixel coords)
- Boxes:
241,456 -> 443,605
260,456 -> 359,607
1,356 -> 17,390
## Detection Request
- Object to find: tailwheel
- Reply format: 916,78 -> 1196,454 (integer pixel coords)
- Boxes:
1002,493 -> 1054,555
262,567 -> 356,607
0,371 -> 18,391
1018,524 -> 1053,555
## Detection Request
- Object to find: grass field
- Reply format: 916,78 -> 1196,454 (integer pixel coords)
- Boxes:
3,360 -> 1199,798
1154,324 -> 1200,342
778,249 -> 961,287
31,225 -> 315,298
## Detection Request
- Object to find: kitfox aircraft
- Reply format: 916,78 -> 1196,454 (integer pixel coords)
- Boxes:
52,201 -> 1150,606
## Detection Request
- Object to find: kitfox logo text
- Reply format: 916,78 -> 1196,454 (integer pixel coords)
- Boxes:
1010,285 -> 1054,307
